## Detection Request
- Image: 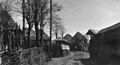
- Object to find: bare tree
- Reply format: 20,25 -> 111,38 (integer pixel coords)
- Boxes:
52,17 -> 65,39
0,0 -> 13,12
51,3 -> 65,39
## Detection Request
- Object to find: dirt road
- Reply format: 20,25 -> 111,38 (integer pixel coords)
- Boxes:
47,52 -> 89,65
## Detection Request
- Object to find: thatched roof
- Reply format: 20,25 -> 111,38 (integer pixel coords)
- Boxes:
98,22 -> 120,34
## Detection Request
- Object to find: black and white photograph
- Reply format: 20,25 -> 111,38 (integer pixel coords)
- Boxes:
0,0 -> 120,65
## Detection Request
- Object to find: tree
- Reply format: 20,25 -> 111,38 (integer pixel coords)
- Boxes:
0,1 -> 21,65
33,0 -> 49,47
14,0 -> 49,47
0,0 -> 13,12
52,15 -> 65,39
51,3 -> 65,39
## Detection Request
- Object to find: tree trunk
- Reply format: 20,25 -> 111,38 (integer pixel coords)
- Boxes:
35,22 -> 39,47
40,29 -> 43,46
55,24 -> 58,39
55,32 -> 58,39
40,9 -> 44,47
27,25 -> 31,48
34,0 -> 39,47
61,31 -> 64,38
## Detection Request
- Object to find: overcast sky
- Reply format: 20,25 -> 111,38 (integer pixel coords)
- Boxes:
54,0 -> 120,36
1,0 -> 120,36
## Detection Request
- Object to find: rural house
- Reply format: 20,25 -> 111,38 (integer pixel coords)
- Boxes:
71,32 -> 87,51
63,34 -> 72,43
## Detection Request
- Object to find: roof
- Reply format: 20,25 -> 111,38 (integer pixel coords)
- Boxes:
0,11 -> 16,29
53,38 -> 70,45
0,11 -> 11,24
63,34 -> 72,42
98,22 -> 120,34
71,32 -> 87,44
73,32 -> 84,40
86,29 -> 98,35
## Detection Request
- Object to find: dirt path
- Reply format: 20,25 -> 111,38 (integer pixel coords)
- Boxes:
47,52 -> 89,65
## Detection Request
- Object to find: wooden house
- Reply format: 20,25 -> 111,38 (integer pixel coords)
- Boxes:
0,11 -> 22,64
63,34 -> 72,43
89,22 -> 120,64
0,11 -> 21,52
71,32 -> 87,51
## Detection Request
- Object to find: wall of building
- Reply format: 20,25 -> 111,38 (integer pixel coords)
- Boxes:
89,28 -> 120,63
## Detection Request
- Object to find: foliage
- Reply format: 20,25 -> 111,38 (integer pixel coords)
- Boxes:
2,51 -> 20,65
20,47 -> 48,65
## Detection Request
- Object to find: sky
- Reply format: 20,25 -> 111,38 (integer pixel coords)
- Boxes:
1,0 -> 120,36
54,0 -> 120,36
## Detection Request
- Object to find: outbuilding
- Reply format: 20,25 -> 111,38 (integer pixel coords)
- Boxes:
52,39 -> 70,57
89,22 -> 120,64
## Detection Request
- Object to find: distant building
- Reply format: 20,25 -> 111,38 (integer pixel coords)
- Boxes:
71,32 -> 87,51
86,29 -> 98,45
63,34 -> 72,43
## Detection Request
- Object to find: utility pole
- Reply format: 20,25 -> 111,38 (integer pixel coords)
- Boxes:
22,0 -> 25,48
50,0 -> 52,60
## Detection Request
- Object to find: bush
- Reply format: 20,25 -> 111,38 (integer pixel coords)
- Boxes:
2,51 -> 20,65
20,47 -> 48,65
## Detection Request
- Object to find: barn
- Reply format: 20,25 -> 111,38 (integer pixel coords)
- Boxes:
89,22 -> 120,64
71,32 -> 87,51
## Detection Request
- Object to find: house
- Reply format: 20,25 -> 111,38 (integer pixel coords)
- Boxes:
86,29 -> 99,52
71,32 -> 87,51
86,29 -> 98,41
89,22 -> 120,64
0,11 -> 21,51
63,34 -> 72,43
0,11 -> 22,65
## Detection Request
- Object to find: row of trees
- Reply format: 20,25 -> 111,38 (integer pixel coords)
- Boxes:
0,0 -> 65,46
0,0 -> 65,65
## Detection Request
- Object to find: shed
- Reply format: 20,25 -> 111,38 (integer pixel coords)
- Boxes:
52,39 -> 70,57
89,22 -> 120,64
